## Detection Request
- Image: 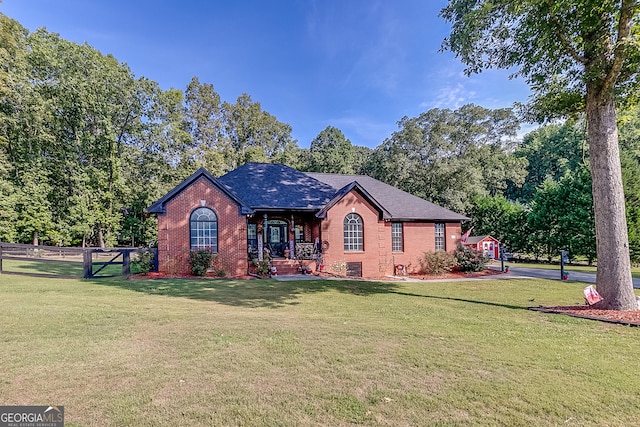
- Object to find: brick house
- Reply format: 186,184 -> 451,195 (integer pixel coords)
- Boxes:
147,163 -> 469,278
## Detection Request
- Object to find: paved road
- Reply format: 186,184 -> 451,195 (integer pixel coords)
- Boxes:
490,265 -> 640,288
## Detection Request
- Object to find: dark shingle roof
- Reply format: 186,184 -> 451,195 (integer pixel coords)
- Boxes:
148,163 -> 469,222
147,168 -> 252,215
306,172 -> 469,221
217,163 -> 337,210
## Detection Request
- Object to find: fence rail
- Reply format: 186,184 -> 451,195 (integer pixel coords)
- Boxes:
0,242 -> 157,279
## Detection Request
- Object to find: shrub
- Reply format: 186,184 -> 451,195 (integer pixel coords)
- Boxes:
189,249 -> 215,276
256,260 -> 270,276
131,251 -> 155,275
419,251 -> 456,275
454,244 -> 490,272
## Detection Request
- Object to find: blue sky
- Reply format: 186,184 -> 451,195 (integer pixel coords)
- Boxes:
1,0 -> 532,148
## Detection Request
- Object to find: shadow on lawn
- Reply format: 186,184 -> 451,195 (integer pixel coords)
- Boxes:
88,277 -> 401,308
86,276 -> 529,311
1,260 -> 83,278
388,290 -> 529,311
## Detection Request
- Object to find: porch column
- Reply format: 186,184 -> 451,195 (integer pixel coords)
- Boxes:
263,214 -> 268,255
290,215 -> 295,259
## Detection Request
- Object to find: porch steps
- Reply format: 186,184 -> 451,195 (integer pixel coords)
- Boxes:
270,259 -> 315,275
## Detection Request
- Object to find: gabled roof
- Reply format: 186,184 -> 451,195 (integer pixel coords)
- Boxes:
146,168 -> 253,215
315,181 -> 391,220
464,235 -> 500,245
306,172 -> 469,221
217,163 -> 337,210
148,163 -> 469,222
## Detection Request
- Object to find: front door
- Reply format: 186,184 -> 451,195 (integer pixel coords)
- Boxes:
267,220 -> 288,257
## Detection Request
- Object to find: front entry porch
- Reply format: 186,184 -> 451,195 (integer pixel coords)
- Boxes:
247,212 -> 323,273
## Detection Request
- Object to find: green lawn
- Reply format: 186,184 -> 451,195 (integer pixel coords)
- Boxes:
507,261 -> 640,278
0,257 -> 140,277
1,273 -> 639,426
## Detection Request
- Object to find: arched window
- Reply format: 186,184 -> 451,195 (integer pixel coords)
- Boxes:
344,213 -> 363,251
190,207 -> 218,252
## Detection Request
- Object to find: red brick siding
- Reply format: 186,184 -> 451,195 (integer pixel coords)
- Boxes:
321,190 -> 384,278
321,189 -> 463,277
156,177 -> 247,277
396,222 -> 462,274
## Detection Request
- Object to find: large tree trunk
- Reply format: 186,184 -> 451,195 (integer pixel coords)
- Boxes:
586,91 -> 637,310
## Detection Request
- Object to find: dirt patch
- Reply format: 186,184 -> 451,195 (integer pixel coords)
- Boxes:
530,306 -> 640,326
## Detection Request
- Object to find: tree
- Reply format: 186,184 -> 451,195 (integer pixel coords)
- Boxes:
183,77 -> 228,174
527,168 -> 597,263
365,104 -> 525,214
467,195 -> 528,252
307,126 -> 355,173
508,122 -> 587,202
222,93 -> 297,171
351,145 -> 374,174
442,0 -> 640,309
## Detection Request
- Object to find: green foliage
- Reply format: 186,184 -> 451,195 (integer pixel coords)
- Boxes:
419,251 -> 456,275
441,0 -> 640,308
454,244 -> 490,272
365,104 -> 525,214
467,195 -> 527,252
256,260 -> 270,276
131,251 -> 155,275
440,0 -> 640,120
0,15 -> 300,248
507,122 -> 587,203
307,126 -> 354,174
527,167 -> 596,263
188,249 -> 215,276
621,151 -> 640,264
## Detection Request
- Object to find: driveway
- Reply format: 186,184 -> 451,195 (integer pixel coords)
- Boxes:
490,265 -> 640,288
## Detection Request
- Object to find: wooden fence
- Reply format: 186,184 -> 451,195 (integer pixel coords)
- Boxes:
0,242 -> 158,279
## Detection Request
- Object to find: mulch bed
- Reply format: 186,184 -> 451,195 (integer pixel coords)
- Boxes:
530,305 -> 640,326
406,268 -> 504,280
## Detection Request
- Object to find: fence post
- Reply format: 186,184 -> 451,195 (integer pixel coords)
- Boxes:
0,244 -> 3,274
83,250 -> 93,278
152,248 -> 159,272
122,250 -> 131,279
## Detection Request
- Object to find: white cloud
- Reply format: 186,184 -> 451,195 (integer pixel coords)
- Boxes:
420,82 -> 476,110
326,115 -> 396,148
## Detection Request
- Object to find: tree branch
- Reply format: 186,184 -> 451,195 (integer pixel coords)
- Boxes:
601,0 -> 638,95
545,0 -> 588,65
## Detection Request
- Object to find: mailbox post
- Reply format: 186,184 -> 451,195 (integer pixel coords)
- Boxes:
500,247 -> 508,272
560,250 -> 569,280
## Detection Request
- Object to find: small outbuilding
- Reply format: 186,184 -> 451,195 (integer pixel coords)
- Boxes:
463,235 -> 501,259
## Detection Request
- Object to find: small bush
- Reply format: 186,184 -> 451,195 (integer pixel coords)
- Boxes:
454,244 -> 490,272
189,249 -> 215,276
256,260 -> 270,276
419,251 -> 456,275
131,251 -> 155,275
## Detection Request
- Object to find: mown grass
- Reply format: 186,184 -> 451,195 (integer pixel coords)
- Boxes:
508,261 -> 640,278
1,273 -> 639,426
1,257 -> 135,278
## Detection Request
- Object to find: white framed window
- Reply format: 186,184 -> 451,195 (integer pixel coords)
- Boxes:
392,223 -> 403,252
190,207 -> 218,251
435,223 -> 445,251
344,213 -> 363,251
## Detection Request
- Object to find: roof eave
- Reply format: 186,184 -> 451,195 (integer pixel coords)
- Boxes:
145,167 -> 252,215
